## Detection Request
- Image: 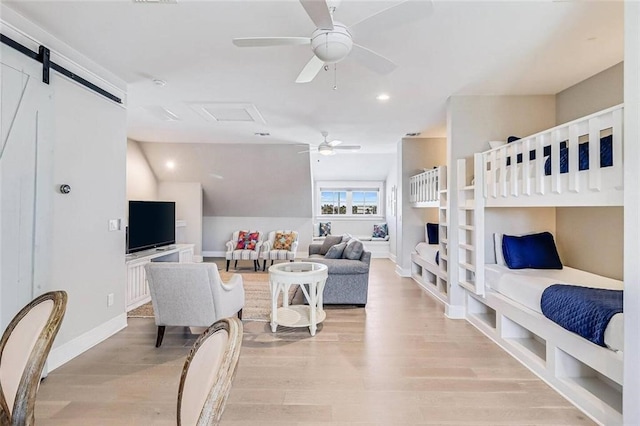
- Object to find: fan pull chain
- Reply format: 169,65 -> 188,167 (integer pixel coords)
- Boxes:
333,64 -> 337,90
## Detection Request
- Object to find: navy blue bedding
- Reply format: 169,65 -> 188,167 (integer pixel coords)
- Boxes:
504,135 -> 613,175
435,250 -> 439,266
541,284 -> 622,347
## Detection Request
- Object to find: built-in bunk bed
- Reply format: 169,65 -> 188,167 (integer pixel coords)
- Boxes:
409,165 -> 449,304
456,105 -> 624,425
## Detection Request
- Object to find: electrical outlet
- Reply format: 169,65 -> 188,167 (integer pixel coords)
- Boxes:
107,293 -> 114,307
108,219 -> 121,231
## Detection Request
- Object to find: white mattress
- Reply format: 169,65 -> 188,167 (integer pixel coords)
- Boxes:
485,264 -> 624,352
415,242 -> 439,265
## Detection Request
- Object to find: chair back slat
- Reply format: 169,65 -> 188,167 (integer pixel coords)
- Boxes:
0,291 -> 67,425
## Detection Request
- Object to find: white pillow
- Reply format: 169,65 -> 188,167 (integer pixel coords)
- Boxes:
494,233 -> 506,266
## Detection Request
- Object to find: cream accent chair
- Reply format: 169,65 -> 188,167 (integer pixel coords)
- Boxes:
261,230 -> 299,271
0,291 -> 67,426
224,230 -> 264,272
177,317 -> 242,426
144,263 -> 244,347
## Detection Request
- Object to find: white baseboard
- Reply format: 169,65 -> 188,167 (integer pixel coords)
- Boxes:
202,250 -> 225,258
445,304 -> 466,319
395,265 -> 411,277
389,253 -> 397,263
47,313 -> 127,371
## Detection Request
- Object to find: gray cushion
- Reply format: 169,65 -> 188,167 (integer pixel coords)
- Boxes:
306,258 -> 369,274
320,235 -> 343,255
325,242 -> 347,259
343,240 -> 364,260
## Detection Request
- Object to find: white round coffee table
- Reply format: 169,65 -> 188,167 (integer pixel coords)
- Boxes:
268,262 -> 328,336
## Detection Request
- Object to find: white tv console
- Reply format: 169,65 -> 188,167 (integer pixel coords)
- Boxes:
125,243 -> 194,311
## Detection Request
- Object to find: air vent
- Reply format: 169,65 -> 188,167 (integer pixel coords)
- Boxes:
405,132 -> 421,137
189,103 -> 266,124
141,106 -> 181,121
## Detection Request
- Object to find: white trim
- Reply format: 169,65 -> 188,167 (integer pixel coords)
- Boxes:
445,304 -> 466,319
395,265 -> 410,277
389,253 -> 397,263
47,313 -> 127,371
202,250 -> 226,258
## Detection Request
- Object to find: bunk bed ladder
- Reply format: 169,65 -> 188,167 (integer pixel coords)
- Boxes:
456,157 -> 484,296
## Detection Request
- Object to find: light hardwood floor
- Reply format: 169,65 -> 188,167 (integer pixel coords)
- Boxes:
35,259 -> 594,425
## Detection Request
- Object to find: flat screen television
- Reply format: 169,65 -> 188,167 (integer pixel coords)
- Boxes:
127,201 -> 176,254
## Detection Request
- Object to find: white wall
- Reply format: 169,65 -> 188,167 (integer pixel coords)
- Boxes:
397,138 -> 446,274
447,95 -> 556,314
554,63 -> 624,279
126,139 -> 157,201
202,216 -> 314,257
311,153 -> 392,181
385,152 -> 398,260
1,10 -> 128,369
158,182 -> 203,256
624,4 -> 640,422
556,62 -> 623,125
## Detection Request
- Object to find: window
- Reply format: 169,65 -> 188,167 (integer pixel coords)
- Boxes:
316,182 -> 383,218
320,191 -> 347,215
352,191 -> 378,215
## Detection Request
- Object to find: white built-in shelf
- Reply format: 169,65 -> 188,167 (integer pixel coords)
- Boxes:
439,189 -> 448,194
440,222 -> 449,227
440,254 -> 448,261
462,185 -> 474,191
175,220 -> 187,228
458,205 -> 475,210
459,262 -> 475,272
459,225 -> 474,231
460,243 -> 475,251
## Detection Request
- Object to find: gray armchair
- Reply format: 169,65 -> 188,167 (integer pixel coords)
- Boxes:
144,263 -> 244,347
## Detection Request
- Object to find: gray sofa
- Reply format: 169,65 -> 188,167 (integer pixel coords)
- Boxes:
305,242 -> 371,306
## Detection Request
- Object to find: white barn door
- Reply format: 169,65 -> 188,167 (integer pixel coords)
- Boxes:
0,59 -> 53,331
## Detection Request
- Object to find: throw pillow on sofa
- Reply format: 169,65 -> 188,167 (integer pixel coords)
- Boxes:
320,235 -> 343,255
325,242 -> 347,259
343,239 -> 364,260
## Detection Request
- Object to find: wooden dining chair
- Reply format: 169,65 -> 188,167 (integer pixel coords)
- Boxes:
0,291 -> 67,426
177,317 -> 243,426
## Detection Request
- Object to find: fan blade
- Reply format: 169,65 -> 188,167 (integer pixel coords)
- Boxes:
233,37 -> 311,47
350,44 -> 397,75
300,0 -> 334,30
296,56 -> 325,83
328,140 -> 342,147
298,150 -> 312,154
348,0 -> 434,37
333,145 -> 361,151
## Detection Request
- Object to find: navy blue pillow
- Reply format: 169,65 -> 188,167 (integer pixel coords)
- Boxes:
502,232 -> 562,270
426,223 -> 439,245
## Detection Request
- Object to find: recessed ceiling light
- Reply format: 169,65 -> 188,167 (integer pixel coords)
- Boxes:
405,132 -> 421,137
166,160 -> 175,170
152,79 -> 166,87
254,132 -> 270,136
376,93 -> 390,101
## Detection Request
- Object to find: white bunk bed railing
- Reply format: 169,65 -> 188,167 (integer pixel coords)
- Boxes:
409,165 -> 446,207
480,105 -> 623,207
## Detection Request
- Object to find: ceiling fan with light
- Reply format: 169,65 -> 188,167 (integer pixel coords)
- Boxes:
300,131 -> 361,155
232,0 -> 433,83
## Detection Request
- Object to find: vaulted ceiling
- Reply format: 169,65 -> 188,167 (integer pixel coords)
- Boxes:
4,1 -> 624,153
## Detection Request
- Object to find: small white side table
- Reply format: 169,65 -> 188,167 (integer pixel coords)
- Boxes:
268,262 -> 328,336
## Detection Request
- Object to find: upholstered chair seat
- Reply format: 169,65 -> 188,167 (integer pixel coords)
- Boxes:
224,230 -> 264,271
144,263 -> 244,347
261,230 -> 299,271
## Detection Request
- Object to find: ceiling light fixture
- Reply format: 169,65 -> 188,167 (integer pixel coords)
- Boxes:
405,132 -> 421,137
254,132 -> 270,136
166,160 -> 175,170
318,145 -> 336,156
152,79 -> 166,86
376,93 -> 390,101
